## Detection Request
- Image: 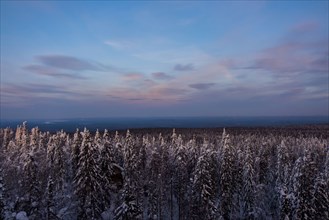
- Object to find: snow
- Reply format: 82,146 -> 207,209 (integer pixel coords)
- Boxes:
16,211 -> 29,220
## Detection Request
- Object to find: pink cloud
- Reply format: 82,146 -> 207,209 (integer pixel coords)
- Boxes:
291,21 -> 319,33
122,73 -> 145,81
249,40 -> 328,75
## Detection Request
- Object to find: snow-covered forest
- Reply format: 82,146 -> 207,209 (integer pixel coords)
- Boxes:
0,122 -> 328,220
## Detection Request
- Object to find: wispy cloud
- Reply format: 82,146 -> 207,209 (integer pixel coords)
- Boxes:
189,83 -> 216,90
1,83 -> 81,96
23,65 -> 87,79
248,41 -> 328,75
247,21 -> 328,76
36,55 -> 104,71
152,72 -> 174,80
174,63 -> 194,71
151,87 -> 188,96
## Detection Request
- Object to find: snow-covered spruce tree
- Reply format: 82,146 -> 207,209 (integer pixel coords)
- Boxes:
71,129 -> 82,175
113,131 -> 124,166
311,142 -> 329,219
219,133 -> 235,219
0,167 -> 7,219
147,136 -> 165,219
99,131 -> 117,208
291,148 -> 317,220
167,129 -> 178,220
313,173 -> 329,219
191,149 -> 218,220
21,153 -> 42,219
324,147 -> 329,180
74,128 -> 103,220
114,130 -> 142,220
45,176 -> 57,220
95,129 -> 101,144
172,132 -> 190,219
159,134 -> 174,219
123,130 -> 139,193
103,129 -> 110,142
241,144 -> 256,219
123,131 -> 145,206
20,122 -> 30,151
1,127 -> 13,150
29,127 -> 40,153
134,136 -> 148,217
276,140 -> 293,220
276,140 -> 289,187
14,124 -> 22,146
47,133 -> 66,193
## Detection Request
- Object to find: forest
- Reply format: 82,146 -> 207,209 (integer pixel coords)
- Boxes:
0,122 -> 328,220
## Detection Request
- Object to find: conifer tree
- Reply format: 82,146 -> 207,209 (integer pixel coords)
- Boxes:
242,144 -> 256,219
172,132 -> 189,219
191,149 -> 218,219
29,127 -> 39,153
1,128 -> 12,150
100,132 -> 116,208
292,149 -> 317,219
147,136 -> 165,219
313,174 -> 329,219
45,177 -> 57,220
0,168 -> 6,219
47,134 -> 66,192
220,132 -> 235,219
123,130 -> 141,197
22,153 -> 41,219
74,128 -> 103,220
276,141 -> 293,219
71,129 -> 81,174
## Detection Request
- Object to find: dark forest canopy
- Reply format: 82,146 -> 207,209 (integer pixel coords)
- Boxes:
0,123 -> 328,220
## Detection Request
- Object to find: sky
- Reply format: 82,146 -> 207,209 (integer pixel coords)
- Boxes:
1,1 -> 328,119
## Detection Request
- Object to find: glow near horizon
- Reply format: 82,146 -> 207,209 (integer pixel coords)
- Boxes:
0,1 -> 328,119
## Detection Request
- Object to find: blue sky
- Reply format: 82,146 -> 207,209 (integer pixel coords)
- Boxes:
1,1 -> 328,119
